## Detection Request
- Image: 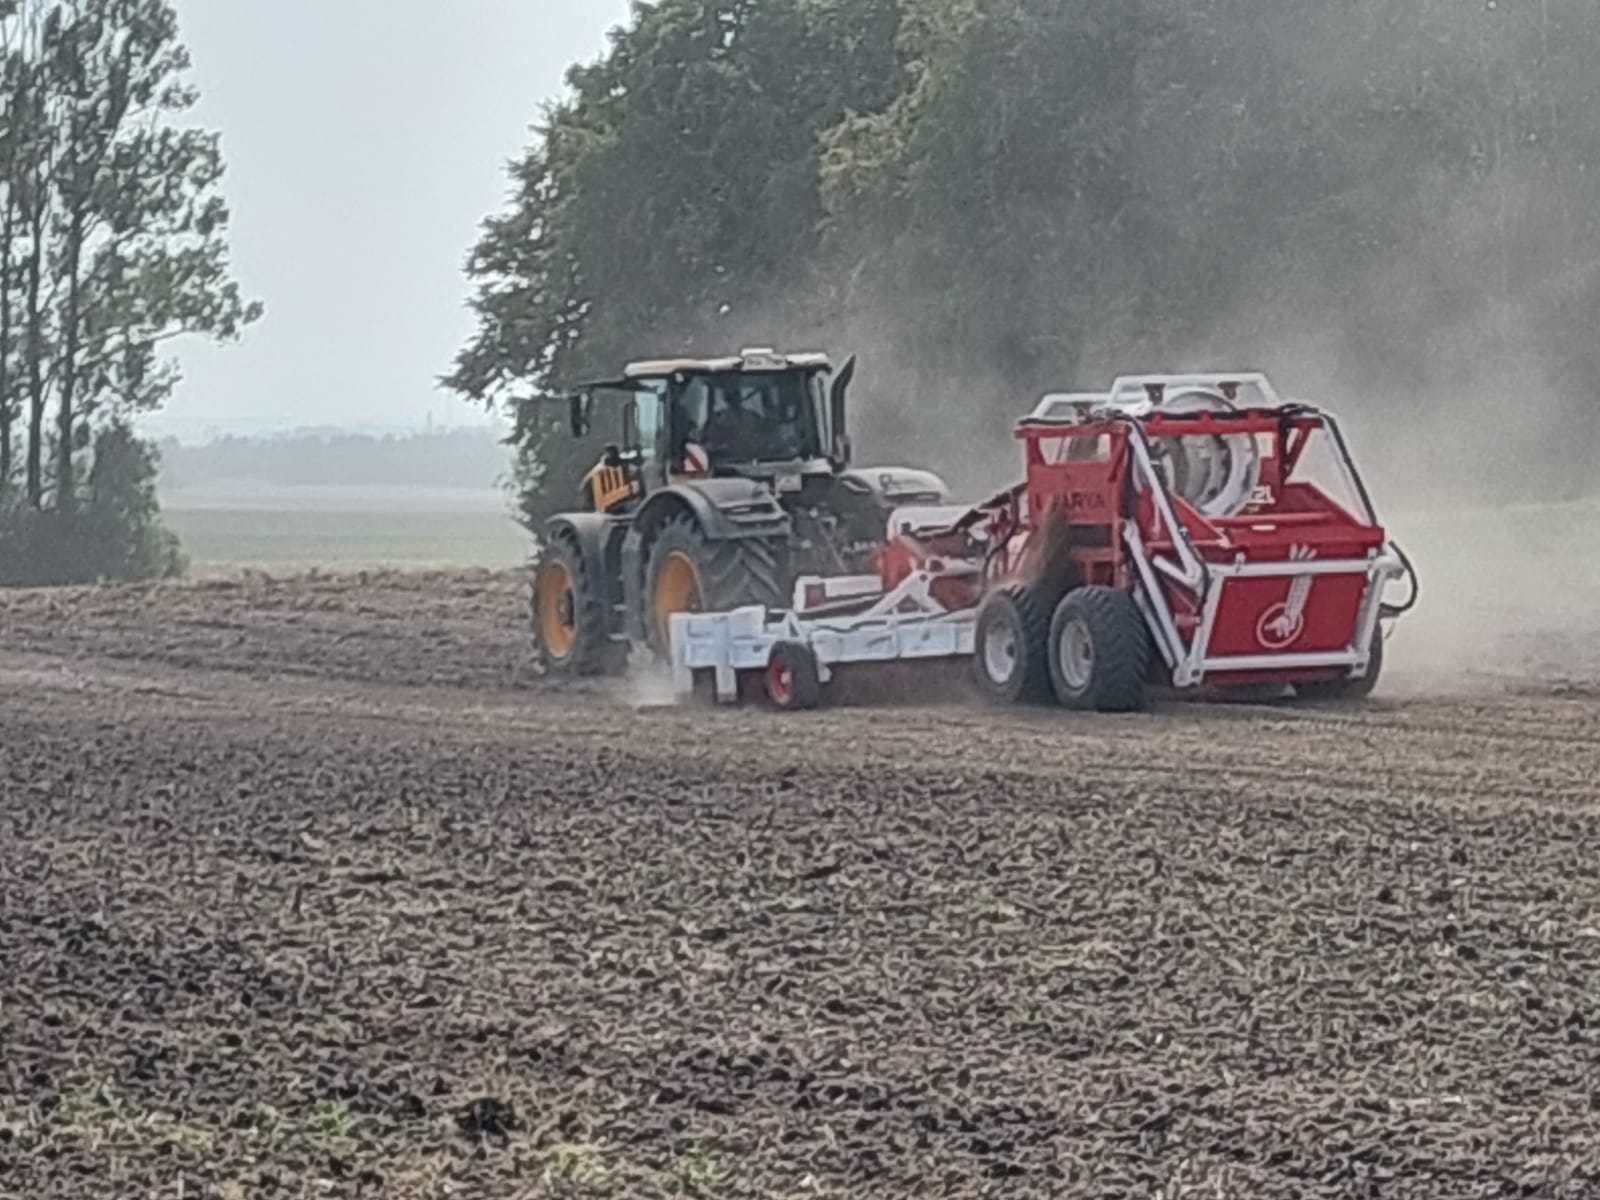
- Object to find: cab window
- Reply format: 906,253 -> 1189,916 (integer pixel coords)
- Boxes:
632,381 -> 666,474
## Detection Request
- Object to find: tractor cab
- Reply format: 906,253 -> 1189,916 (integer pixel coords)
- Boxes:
567,348 -> 854,515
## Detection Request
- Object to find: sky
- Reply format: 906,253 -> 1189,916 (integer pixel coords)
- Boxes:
151,1 -> 632,442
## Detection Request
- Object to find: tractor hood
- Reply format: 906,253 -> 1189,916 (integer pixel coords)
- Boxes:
713,461 -> 949,507
714,456 -> 840,491
837,467 -> 950,507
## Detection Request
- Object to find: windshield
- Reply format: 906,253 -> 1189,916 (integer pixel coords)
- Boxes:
671,370 -> 825,464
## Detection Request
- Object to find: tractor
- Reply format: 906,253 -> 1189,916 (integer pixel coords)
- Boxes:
531,348 -> 948,675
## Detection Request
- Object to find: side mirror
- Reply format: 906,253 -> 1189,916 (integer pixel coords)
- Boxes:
569,392 -> 594,438
829,353 -> 856,465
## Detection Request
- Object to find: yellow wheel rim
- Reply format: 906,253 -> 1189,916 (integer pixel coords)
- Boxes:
653,550 -> 703,645
536,560 -> 579,658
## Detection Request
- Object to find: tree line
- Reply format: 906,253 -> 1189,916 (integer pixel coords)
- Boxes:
0,0 -> 255,586
452,0 -> 1600,521
158,427 -> 512,493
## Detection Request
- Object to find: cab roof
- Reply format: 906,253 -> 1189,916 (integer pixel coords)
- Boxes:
621,348 -> 831,379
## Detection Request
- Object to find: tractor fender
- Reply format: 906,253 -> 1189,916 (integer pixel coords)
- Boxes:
541,513 -> 626,616
830,466 -> 950,545
621,481 -> 792,641
836,467 -> 950,507
644,479 -> 791,543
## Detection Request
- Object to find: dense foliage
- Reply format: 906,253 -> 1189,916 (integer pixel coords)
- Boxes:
0,0 -> 257,585
0,421 -> 183,585
448,0 -> 902,525
455,0 -> 1600,516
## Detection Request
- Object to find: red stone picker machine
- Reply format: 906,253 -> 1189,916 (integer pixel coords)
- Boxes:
669,373 -> 1418,711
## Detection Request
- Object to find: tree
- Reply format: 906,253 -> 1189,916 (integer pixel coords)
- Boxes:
446,0 -> 901,530
821,1 -> 1168,411
0,0 -> 258,584
0,9 -> 21,493
462,0 -> 1600,513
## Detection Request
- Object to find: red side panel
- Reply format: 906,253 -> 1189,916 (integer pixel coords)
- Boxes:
1206,572 -> 1371,657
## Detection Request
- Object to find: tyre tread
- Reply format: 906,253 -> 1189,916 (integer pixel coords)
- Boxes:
973,583 -> 1052,704
533,532 -> 626,677
767,641 -> 822,711
1049,585 -> 1152,712
645,515 -> 787,653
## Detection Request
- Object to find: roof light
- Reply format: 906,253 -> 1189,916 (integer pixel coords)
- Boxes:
740,348 -> 787,371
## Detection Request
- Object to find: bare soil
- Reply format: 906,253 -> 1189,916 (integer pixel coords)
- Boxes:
2,569 -> 1599,1198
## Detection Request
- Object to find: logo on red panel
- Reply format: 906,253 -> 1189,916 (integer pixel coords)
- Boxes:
1256,545 -> 1318,650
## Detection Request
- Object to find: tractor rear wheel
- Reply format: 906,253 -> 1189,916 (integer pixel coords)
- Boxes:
532,534 -> 626,677
1294,626 -> 1384,702
644,515 -> 786,655
972,584 -> 1052,704
1047,586 -> 1153,712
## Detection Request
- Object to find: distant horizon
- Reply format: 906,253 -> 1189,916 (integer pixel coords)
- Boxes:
139,410 -> 508,447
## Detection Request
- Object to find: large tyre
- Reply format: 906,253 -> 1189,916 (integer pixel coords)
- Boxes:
1294,626 -> 1384,702
972,584 -> 1052,704
532,534 -> 626,677
644,515 -> 786,655
1047,586 -> 1153,712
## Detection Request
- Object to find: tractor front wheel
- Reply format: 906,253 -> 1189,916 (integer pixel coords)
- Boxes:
972,584 -> 1052,704
644,515 -> 785,656
1294,627 -> 1385,702
532,534 -> 626,677
1047,586 -> 1153,712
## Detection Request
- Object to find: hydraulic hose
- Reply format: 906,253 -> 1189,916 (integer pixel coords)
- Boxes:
1381,540 -> 1420,620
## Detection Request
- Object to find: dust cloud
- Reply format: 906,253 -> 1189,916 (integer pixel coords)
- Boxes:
711,268 -> 1599,697
1200,173 -> 1600,694
617,656 -> 681,711
695,52 -> 1600,699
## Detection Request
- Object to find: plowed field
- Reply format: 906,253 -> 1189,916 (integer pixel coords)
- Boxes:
3,569 -> 1600,1198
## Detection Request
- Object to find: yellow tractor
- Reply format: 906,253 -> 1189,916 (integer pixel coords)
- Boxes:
532,348 -> 948,675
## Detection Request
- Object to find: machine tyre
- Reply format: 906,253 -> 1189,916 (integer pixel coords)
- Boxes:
532,534 -> 626,677
1294,627 -> 1384,702
644,515 -> 787,656
765,642 -> 822,711
972,584 -> 1052,704
1047,586 -> 1153,713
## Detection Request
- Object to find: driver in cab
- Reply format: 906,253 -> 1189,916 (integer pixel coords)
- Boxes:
706,384 -> 804,462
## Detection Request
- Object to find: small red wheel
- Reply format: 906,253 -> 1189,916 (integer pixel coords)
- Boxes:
764,642 -> 821,711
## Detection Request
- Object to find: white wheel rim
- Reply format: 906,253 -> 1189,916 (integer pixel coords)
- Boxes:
1059,619 -> 1094,691
983,621 -> 1018,684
